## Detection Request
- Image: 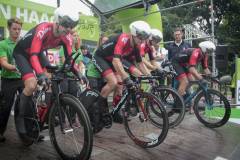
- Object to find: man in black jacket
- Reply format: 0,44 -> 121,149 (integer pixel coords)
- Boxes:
166,27 -> 191,61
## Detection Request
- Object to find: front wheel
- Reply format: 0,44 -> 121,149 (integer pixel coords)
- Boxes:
48,94 -> 93,160
193,89 -> 231,128
123,91 -> 169,148
151,86 -> 185,128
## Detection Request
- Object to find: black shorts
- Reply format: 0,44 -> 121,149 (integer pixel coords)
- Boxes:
122,59 -> 137,74
172,54 -> 190,80
13,46 -> 50,80
87,76 -> 106,92
92,55 -> 114,77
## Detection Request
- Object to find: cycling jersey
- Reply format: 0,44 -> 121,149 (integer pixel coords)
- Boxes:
13,22 -> 73,80
172,48 -> 208,79
124,41 -> 155,62
93,33 -> 142,77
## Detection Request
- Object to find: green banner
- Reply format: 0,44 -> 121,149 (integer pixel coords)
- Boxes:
75,14 -> 100,42
0,0 -> 99,42
0,0 -> 54,35
115,4 -> 163,33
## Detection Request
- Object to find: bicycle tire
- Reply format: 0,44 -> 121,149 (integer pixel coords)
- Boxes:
151,86 -> 185,128
48,94 -> 93,160
123,91 -> 169,148
194,89 -> 231,128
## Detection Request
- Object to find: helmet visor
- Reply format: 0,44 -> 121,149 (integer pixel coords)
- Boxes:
136,30 -> 149,40
151,36 -> 162,43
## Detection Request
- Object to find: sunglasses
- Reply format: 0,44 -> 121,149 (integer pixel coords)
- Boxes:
136,31 -> 149,40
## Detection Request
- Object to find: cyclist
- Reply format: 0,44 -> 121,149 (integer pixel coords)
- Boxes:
92,20 -> 151,125
142,28 -> 164,74
12,7 -> 80,140
171,41 -> 215,102
111,28 -> 164,122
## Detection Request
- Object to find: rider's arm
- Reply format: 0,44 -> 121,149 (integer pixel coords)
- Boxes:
29,34 -> 44,75
202,54 -> 211,75
112,57 -> 129,79
138,61 -> 151,75
189,66 -> 203,80
142,58 -> 157,71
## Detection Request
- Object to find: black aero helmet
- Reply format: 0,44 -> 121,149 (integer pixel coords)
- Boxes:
54,7 -> 79,29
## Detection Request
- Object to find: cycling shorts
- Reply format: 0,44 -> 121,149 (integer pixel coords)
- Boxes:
13,46 -> 50,80
172,53 -> 191,80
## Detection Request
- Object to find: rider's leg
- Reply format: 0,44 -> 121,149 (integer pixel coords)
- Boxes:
16,77 -> 37,134
112,74 -> 123,107
93,72 -> 117,116
178,76 -> 188,96
112,74 -> 124,123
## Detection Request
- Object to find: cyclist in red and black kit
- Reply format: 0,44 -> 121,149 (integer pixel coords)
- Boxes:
171,41 -> 216,98
12,7 -> 79,139
92,21 -> 151,125
141,28 -> 164,75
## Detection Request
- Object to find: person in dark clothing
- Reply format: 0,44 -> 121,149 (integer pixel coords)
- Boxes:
166,27 -> 191,61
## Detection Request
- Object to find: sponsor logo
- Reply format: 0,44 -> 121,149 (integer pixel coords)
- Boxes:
102,42 -> 114,49
121,37 -> 128,44
37,27 -> 51,39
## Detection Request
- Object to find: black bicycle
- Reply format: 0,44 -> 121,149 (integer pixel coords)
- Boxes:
14,54 -> 93,160
79,75 -> 169,148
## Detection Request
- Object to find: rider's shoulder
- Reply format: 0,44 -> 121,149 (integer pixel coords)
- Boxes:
118,33 -> 131,44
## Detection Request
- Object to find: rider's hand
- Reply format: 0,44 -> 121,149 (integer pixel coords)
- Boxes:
123,77 -> 135,90
151,68 -> 163,76
37,73 -> 50,86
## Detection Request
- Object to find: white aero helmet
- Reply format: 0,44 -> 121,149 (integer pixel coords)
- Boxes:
54,7 -> 79,29
199,41 -> 216,53
150,28 -> 163,43
129,21 -> 151,40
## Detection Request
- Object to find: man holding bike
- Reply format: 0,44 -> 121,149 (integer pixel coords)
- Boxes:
12,7 -> 80,140
171,41 -> 215,101
92,21 -> 151,126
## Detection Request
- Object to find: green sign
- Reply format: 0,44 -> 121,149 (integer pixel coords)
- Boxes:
0,0 -> 99,42
0,0 -> 54,36
115,4 -> 163,33
75,14 -> 100,42
115,4 -> 163,46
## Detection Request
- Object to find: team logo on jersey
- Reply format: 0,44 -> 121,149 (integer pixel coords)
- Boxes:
21,33 -> 32,40
37,27 -> 51,39
102,42 -> 114,49
121,37 -> 128,44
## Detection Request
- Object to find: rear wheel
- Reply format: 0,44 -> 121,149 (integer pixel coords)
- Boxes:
194,89 -> 231,128
48,94 -> 93,160
123,91 -> 169,148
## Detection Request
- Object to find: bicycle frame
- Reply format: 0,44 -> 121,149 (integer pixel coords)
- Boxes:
184,80 -> 210,105
111,88 -> 129,116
